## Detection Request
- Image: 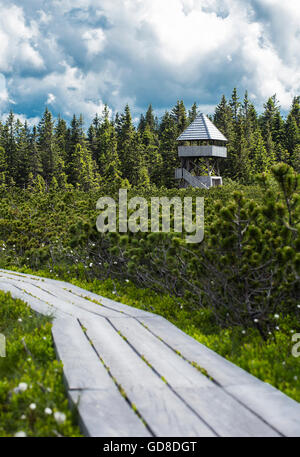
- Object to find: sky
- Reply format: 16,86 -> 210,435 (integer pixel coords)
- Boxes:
0,0 -> 299,126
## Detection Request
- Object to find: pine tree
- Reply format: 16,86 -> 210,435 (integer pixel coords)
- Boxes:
15,120 -> 31,188
230,116 -> 251,183
145,104 -> 156,132
249,129 -> 273,180
137,114 -> 146,135
37,108 -> 60,187
214,95 -> 235,178
117,105 -> 149,186
55,115 -> 68,163
0,146 -> 8,189
96,108 -> 123,190
230,88 -> 241,123
142,124 -> 163,186
171,100 -> 188,134
290,96 -> 300,127
2,112 -> 17,182
68,143 -> 100,191
188,102 -> 198,123
260,95 -> 280,141
285,114 -> 299,164
159,111 -> 179,187
28,126 -> 43,179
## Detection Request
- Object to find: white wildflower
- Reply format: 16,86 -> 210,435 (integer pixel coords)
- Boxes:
18,383 -> 28,392
54,411 -> 66,424
29,403 -> 36,410
14,431 -> 27,437
44,407 -> 52,415
274,314 -> 279,319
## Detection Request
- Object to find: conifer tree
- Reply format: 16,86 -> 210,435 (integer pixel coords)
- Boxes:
96,107 -> 123,190
55,115 -> 68,163
145,104 -> 156,132
0,146 -> 8,189
159,111 -> 178,187
117,105 -> 149,187
171,100 -> 188,134
285,113 -> 299,163
28,126 -> 43,179
2,112 -> 17,182
249,129 -> 273,180
37,108 -> 60,187
230,88 -> 241,123
68,143 -> 100,191
142,124 -> 163,186
188,102 -> 198,123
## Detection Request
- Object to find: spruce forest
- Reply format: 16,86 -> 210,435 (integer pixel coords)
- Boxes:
0,89 -> 299,191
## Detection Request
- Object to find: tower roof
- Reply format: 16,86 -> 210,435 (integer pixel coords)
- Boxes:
177,113 -> 228,142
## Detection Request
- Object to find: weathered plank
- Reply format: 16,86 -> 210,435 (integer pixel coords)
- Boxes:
137,315 -> 263,388
52,317 -> 109,390
81,315 -> 216,437
52,317 -> 150,437
68,389 -> 151,437
0,270 -> 155,318
226,383 -> 300,437
50,279 -> 158,318
108,317 -> 279,437
0,280 -> 61,318
136,316 -> 300,436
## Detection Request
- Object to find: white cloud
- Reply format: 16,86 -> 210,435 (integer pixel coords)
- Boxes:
0,73 -> 8,106
0,112 -> 40,127
83,29 -> 106,57
0,0 -> 299,121
46,93 -> 56,105
0,3 -> 44,73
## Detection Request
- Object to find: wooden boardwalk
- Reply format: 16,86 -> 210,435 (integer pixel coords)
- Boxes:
0,269 -> 299,437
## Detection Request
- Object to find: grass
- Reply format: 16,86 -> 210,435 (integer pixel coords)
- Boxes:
0,290 -> 82,437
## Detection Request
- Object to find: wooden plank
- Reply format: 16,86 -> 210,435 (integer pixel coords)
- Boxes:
53,317 -> 151,437
81,315 -> 216,437
69,390 -> 151,438
0,270 -> 156,318
108,317 -> 279,437
109,316 -> 213,389
52,280 -> 158,318
4,274 -> 129,319
137,315 -> 263,388
52,317 -> 111,390
226,383 -> 300,437
0,280 -> 62,318
137,316 -> 300,436
0,278 -> 88,319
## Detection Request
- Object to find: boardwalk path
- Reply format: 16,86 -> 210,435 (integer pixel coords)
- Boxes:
0,269 -> 299,437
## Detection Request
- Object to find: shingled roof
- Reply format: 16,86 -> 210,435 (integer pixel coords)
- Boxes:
177,113 -> 228,142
